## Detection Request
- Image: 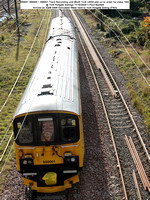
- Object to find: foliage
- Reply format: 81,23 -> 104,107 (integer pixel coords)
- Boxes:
0,8 -> 52,193
142,16 -> 150,28
130,0 -> 146,11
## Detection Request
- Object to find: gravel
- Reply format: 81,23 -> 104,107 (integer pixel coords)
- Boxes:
0,11 -> 149,200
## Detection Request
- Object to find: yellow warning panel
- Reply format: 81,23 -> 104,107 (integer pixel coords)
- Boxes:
42,172 -> 57,185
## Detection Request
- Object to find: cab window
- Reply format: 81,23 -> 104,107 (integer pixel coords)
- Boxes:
60,118 -> 77,142
38,118 -> 54,142
16,118 -> 33,144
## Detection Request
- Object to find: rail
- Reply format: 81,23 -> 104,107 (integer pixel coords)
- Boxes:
70,9 -> 150,200
133,170 -> 142,200
125,135 -> 150,192
70,9 -> 128,200
71,10 -> 117,98
72,10 -> 150,165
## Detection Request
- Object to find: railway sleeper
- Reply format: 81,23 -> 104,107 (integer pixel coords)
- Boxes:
107,108 -> 127,113
109,116 -> 130,120
108,111 -> 128,116
111,120 -> 131,124
107,105 -> 125,109
112,124 -> 134,129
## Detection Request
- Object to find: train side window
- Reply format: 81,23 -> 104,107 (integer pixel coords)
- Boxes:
38,118 -> 54,142
61,118 -> 77,142
17,119 -> 33,144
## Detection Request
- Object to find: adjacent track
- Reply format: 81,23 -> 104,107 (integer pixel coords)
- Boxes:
70,10 -> 150,200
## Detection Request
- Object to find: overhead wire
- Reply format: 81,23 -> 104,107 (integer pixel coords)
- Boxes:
0,10 -> 47,113
0,10 -> 51,147
96,9 -> 150,71
0,12 -> 51,146
0,10 -> 33,46
0,9 -> 52,175
41,10 -> 52,53
88,10 -> 150,87
0,9 -> 33,36
0,11 -> 32,35
0,119 -> 13,146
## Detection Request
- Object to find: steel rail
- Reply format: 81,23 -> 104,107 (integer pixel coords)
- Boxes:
125,135 -> 147,190
73,10 -> 150,164
88,10 -> 150,87
125,135 -> 150,192
70,10 -> 128,200
133,170 -> 142,200
71,9 -> 150,200
129,136 -> 150,192
70,10 -> 117,98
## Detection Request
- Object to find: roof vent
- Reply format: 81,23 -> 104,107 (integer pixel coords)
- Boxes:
54,44 -> 60,47
38,89 -> 54,96
42,84 -> 52,88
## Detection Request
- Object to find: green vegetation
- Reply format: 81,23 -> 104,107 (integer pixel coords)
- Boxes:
0,8 -> 52,191
78,7 -> 150,134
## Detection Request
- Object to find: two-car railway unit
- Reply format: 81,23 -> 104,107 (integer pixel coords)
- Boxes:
13,15 -> 84,195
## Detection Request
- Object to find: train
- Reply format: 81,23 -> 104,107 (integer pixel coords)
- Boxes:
13,15 -> 84,194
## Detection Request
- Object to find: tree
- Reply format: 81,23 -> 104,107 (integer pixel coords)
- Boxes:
130,0 -> 146,11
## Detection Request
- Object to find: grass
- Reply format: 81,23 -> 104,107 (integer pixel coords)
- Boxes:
78,10 -> 150,134
0,7 -> 52,192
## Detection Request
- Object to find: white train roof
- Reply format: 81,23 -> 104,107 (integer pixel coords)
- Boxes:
14,16 -> 80,118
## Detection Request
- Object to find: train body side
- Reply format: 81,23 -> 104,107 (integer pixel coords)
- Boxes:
13,16 -> 84,193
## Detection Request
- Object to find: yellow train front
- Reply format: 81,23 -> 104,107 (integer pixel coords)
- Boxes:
13,16 -> 84,193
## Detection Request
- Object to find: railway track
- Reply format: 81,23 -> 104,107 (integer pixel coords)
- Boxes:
0,9 -> 149,200
70,10 -> 150,200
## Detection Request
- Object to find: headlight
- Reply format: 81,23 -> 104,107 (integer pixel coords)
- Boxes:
64,156 -> 78,164
28,160 -> 33,164
71,157 -> 76,162
22,159 -> 33,165
23,160 -> 28,165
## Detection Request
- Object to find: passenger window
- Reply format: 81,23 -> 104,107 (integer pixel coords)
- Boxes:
17,120 -> 33,144
61,118 -> 76,142
39,118 -> 54,142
